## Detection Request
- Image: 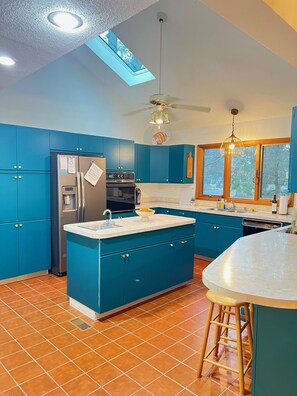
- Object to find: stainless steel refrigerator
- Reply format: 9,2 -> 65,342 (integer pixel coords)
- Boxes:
50,153 -> 106,276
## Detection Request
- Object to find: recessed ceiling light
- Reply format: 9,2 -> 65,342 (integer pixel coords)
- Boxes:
0,56 -> 15,66
48,11 -> 83,31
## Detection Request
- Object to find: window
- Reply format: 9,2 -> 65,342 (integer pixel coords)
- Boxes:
86,30 -> 155,86
196,138 -> 290,204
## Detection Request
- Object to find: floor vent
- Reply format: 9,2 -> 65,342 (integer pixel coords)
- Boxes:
71,318 -> 91,330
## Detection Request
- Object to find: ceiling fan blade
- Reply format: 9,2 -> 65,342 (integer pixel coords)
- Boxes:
171,104 -> 211,112
166,108 -> 179,122
163,95 -> 181,104
123,107 -> 152,116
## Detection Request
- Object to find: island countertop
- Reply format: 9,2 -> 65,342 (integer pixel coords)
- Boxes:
64,214 -> 195,239
202,230 -> 297,309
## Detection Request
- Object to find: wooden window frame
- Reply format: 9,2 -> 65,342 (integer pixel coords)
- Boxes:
196,138 -> 292,206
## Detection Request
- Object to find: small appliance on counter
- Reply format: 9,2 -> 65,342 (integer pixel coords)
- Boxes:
135,187 -> 142,205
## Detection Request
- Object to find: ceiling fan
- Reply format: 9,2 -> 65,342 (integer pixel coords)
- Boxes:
126,12 -> 211,125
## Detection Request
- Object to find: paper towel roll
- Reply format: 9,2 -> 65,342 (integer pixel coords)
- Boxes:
279,195 -> 289,215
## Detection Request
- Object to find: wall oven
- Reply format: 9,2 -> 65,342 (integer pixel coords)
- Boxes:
106,172 -> 137,212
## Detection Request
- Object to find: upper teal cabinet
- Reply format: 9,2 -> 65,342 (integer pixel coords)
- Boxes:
150,146 -> 170,183
49,130 -> 103,155
169,144 -> 195,184
0,124 -> 17,170
135,144 -> 150,182
0,124 -> 50,171
289,107 -> 297,192
103,137 -> 134,171
17,127 -> 50,171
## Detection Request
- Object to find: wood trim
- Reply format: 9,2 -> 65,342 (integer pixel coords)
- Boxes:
195,138 -> 291,206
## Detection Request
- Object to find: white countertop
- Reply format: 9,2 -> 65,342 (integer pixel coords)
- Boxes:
64,214 -> 195,239
138,201 -> 292,223
202,229 -> 297,309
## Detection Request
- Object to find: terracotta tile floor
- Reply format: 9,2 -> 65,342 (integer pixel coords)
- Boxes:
0,259 -> 251,395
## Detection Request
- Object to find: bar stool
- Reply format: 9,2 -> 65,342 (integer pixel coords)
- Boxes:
197,290 -> 253,395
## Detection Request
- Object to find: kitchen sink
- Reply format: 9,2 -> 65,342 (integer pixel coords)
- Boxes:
78,223 -> 122,231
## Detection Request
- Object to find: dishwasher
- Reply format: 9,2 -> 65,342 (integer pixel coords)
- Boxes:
242,218 -> 284,236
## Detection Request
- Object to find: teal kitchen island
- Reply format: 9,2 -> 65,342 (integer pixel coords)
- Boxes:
64,214 -> 195,320
202,229 -> 297,396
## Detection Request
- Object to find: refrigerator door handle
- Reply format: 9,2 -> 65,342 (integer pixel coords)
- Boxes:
81,172 -> 86,222
77,172 -> 82,222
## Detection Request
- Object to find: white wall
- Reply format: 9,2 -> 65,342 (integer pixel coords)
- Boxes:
0,53 -> 145,141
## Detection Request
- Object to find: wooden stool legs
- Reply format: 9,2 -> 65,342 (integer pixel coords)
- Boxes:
197,292 -> 253,396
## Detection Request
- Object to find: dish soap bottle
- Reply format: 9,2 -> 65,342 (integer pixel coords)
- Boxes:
219,196 -> 225,210
271,194 -> 277,214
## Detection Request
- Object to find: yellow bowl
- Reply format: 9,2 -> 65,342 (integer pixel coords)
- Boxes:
135,209 -> 155,219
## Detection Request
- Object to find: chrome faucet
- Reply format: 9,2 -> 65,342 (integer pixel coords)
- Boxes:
103,209 -> 112,224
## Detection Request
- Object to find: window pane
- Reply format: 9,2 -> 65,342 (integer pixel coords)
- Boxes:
260,144 -> 290,199
230,146 -> 256,199
202,148 -> 224,196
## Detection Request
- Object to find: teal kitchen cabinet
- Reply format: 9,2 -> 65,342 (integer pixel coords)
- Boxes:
67,224 -> 195,315
112,211 -> 136,219
50,130 -> 104,155
252,305 -> 297,396
0,220 -> 50,280
0,124 -> 50,171
135,144 -> 150,183
150,146 -> 169,183
50,130 -> 79,152
0,124 -> 17,170
0,174 -> 18,222
19,219 -> 51,275
17,126 -> 50,171
0,173 -> 50,222
17,173 -> 50,220
169,144 -> 195,183
195,213 -> 243,258
78,134 -> 103,155
289,106 -> 297,192
103,137 -> 135,171
0,223 -> 19,280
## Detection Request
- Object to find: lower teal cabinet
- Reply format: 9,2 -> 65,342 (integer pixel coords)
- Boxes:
112,211 -> 136,219
196,222 -> 242,258
0,223 -> 19,279
19,219 -> 51,275
0,219 -> 51,280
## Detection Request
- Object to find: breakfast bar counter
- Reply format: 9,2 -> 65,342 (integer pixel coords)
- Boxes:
202,230 -> 297,396
64,214 -> 195,319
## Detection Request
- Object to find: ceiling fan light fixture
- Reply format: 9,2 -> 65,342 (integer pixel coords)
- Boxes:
149,109 -> 170,125
220,108 -> 244,157
152,125 -> 169,145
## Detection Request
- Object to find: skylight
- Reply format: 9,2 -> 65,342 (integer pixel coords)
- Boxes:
86,30 -> 155,86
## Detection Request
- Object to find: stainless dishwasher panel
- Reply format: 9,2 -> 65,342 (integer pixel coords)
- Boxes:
242,218 -> 283,236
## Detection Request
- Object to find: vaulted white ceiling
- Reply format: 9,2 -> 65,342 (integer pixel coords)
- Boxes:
1,0 -> 297,130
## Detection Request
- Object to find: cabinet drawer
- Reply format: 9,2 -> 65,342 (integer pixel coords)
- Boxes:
100,224 -> 195,255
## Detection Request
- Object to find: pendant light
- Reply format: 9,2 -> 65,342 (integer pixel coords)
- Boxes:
149,13 -> 169,126
220,108 -> 244,157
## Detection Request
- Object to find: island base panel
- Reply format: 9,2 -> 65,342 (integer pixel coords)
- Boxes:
70,282 -> 189,320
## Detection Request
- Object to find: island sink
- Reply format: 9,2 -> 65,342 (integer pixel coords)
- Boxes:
78,223 -> 122,231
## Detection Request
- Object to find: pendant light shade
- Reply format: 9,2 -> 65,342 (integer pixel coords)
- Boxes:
220,109 -> 244,157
